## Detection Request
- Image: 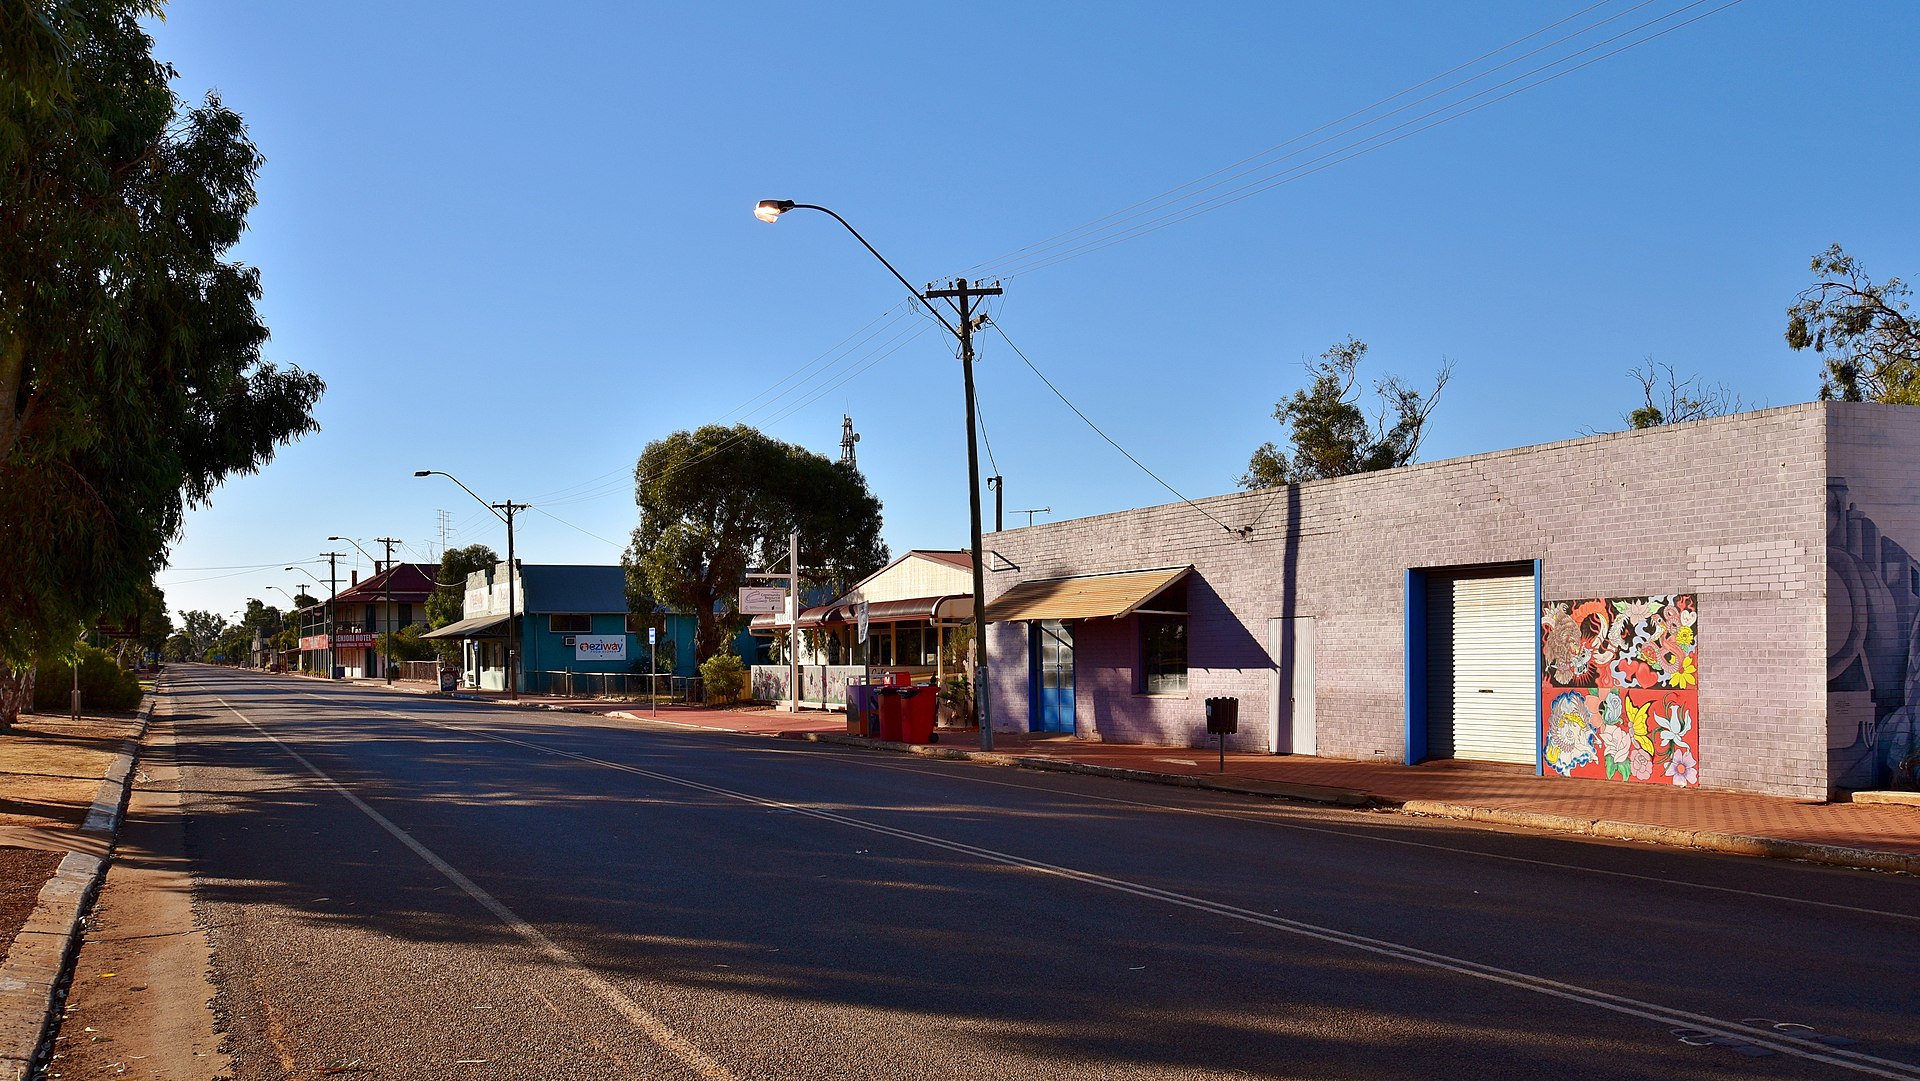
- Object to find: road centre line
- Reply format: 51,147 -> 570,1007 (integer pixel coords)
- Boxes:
352,702 -> 1920,1080
214,696 -> 739,1081
822,753 -> 1920,925
340,687 -> 1920,928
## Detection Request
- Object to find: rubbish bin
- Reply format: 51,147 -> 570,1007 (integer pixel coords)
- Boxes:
899,684 -> 938,744
847,682 -> 876,735
332,665 -> 345,680
875,687 -> 905,742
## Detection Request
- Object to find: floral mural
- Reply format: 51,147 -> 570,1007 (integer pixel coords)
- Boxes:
1540,594 -> 1700,786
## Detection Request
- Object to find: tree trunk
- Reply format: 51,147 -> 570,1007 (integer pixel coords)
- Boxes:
0,664 -> 35,732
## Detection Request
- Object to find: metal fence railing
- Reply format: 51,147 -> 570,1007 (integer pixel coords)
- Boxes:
528,671 -> 701,703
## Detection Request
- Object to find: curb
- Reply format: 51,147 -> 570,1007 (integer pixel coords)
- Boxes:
0,688 -> 158,1081
433,692 -> 1920,876
785,731 -> 1374,807
1398,800 -> 1920,876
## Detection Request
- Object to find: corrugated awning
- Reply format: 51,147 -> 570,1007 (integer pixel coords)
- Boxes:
751,594 -> 974,631
420,613 -> 511,639
984,566 -> 1191,623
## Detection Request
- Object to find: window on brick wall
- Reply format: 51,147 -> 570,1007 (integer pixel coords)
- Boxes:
1138,615 -> 1188,694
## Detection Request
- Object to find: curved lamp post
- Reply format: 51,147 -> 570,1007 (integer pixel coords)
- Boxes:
415,470 -> 522,700
283,566 -> 320,674
755,199 -> 999,751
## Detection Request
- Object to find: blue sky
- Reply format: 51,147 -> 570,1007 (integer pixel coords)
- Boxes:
151,0 -> 1920,621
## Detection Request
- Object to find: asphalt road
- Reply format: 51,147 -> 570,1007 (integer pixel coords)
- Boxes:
156,665 -> 1920,1080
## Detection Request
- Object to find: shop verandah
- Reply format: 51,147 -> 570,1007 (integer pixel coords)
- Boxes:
747,549 -> 977,712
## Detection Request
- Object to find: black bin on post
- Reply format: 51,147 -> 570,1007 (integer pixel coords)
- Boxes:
1205,696 -> 1239,772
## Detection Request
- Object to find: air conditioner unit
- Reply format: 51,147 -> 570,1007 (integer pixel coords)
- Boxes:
563,635 -> 577,647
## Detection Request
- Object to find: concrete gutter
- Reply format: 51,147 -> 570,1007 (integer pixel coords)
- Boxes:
783,731 -> 1915,876
786,731 -> 1374,807
1396,799 -> 1920,876
435,692 -> 1920,876
0,691 -> 157,1081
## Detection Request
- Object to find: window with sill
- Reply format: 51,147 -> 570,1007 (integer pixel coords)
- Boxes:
1139,615 -> 1188,694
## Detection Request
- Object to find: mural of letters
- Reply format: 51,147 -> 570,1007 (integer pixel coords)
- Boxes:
1540,594 -> 1700,787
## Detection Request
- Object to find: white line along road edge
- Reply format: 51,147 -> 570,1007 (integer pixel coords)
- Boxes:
216,697 -> 738,1081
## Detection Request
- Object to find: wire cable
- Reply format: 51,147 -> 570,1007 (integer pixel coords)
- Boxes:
987,321 -> 1242,537
968,0 -> 1634,276
980,0 -> 1743,281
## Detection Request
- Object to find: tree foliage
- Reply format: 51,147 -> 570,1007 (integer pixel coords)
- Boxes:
0,1 -> 324,721
1241,337 -> 1452,489
1786,245 -> 1919,403
625,424 -> 888,662
1624,359 -> 1748,429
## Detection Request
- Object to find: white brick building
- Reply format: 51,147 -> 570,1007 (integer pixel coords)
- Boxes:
981,402 -> 1920,800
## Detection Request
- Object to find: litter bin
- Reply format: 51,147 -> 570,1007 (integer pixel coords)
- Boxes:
875,687 -> 905,742
899,684 -> 938,744
847,682 -> 876,735
332,665 -> 345,680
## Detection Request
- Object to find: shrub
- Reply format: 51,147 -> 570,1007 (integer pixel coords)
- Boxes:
34,644 -> 143,713
699,651 -> 747,707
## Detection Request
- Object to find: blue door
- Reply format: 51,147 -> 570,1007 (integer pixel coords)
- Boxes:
1029,620 -> 1075,733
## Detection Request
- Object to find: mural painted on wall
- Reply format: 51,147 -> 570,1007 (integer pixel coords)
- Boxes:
1540,594 -> 1700,786
1828,480 -> 1920,790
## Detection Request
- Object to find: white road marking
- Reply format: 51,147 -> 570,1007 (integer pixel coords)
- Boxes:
342,702 -> 1920,1081
213,696 -> 738,1081
841,755 -> 1920,924
236,674 -> 1920,925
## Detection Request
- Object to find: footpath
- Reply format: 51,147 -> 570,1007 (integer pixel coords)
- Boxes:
379,679 -> 1920,876
0,695 -> 151,1081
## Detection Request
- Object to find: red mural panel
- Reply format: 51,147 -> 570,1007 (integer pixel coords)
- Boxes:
1539,594 -> 1700,786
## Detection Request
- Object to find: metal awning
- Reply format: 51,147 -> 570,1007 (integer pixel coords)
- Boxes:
749,594 -> 974,632
420,613 -> 511,639
984,566 -> 1191,623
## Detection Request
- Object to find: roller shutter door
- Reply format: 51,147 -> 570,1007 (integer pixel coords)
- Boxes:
1426,570 -> 1536,764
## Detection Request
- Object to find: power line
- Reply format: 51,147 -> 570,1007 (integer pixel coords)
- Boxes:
969,0 -> 1633,277
529,505 -> 625,549
977,0 -> 1744,281
987,321 -> 1242,537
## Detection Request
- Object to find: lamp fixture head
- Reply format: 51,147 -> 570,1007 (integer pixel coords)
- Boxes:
412,470 -> 432,477
754,199 -> 795,223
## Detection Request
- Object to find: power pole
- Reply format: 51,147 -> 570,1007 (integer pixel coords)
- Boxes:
987,475 -> 1003,533
376,536 -> 401,683
321,551 -> 345,679
922,277 -> 1002,751
491,502 -> 525,700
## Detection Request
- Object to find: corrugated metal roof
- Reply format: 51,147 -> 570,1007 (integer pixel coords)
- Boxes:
518,564 -> 630,614
984,566 -> 1191,623
421,613 -> 511,639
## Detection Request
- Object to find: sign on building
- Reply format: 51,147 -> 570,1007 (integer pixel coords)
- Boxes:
574,634 -> 628,662
739,587 -> 787,615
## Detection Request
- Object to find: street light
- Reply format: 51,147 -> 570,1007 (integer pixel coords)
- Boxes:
756,198 -> 1000,751
415,470 -> 523,700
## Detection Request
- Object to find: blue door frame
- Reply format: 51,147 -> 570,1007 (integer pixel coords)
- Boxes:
1405,561 -> 1544,774
1029,620 -> 1075,733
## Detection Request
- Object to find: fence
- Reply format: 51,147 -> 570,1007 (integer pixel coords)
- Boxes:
528,670 -> 701,703
401,661 -> 441,683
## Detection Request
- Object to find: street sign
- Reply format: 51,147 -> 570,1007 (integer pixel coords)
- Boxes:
648,626 -> 657,645
739,586 -> 787,614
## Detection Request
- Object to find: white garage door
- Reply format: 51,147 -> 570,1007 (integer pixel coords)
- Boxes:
1426,570 -> 1536,764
